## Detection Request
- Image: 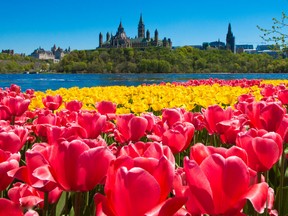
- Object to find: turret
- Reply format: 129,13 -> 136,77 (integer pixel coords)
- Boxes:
154,29 -> 159,45
146,30 -> 150,41
99,32 -> 103,47
51,44 -> 57,54
106,32 -> 110,42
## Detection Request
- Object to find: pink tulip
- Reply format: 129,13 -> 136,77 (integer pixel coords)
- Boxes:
42,95 -> 62,111
114,114 -> 148,143
246,102 -> 285,132
49,139 -> 115,191
260,85 -> 277,98
236,128 -> 283,172
8,182 -> 43,209
0,105 -> 11,120
96,100 -> 117,116
0,131 -> 25,153
94,178 -> 187,216
162,122 -> 195,154
162,108 -> 185,127
277,114 -> 288,143
140,112 -> 161,132
33,111 -> 60,138
0,198 -> 23,216
77,112 -> 107,139
216,117 -> 247,144
65,100 -> 82,112
1,95 -> 30,117
97,141 -> 176,215
190,143 -> 248,166
0,149 -> 20,191
202,105 -> 234,134
8,147 -> 58,192
182,154 -> 269,215
278,88 -> 288,105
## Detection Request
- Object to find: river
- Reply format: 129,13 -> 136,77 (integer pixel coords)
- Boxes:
0,73 -> 288,91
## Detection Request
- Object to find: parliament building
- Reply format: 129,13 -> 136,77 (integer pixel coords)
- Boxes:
98,14 -> 172,49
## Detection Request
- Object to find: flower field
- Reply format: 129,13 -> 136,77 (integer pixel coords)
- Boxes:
0,79 -> 288,216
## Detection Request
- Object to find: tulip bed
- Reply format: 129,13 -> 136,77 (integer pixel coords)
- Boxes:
0,79 -> 288,216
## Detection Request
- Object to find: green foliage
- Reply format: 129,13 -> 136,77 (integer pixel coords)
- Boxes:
257,11 -> 288,48
55,47 -> 288,73
0,53 -> 48,73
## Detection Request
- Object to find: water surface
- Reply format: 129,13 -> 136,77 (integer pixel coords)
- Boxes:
0,73 -> 287,91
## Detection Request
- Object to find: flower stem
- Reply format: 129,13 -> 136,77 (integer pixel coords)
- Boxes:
278,149 -> 286,215
43,192 -> 49,216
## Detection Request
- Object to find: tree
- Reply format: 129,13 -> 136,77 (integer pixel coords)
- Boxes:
257,12 -> 288,48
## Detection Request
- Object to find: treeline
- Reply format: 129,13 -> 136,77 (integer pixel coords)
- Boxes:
53,46 -> 288,73
0,53 -> 50,73
2,46 -> 288,73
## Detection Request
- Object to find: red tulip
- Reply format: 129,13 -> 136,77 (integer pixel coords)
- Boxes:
162,122 -> 195,154
65,100 -> 82,112
114,114 -> 148,144
8,182 -> 43,209
140,112 -> 161,132
77,112 -> 107,139
260,85 -> 277,98
182,154 -> 269,215
8,147 -> 58,192
8,182 -> 61,211
49,139 -> 115,191
0,198 -> 23,216
42,95 -> 62,111
162,108 -> 185,127
1,95 -> 30,117
0,131 -> 25,153
0,105 -> 11,120
33,111 -> 59,138
216,117 -> 247,144
96,100 -> 116,116
246,102 -> 285,132
0,149 -> 20,191
278,89 -> 288,105
97,141 -> 176,215
236,128 -> 283,172
277,114 -> 288,143
190,143 -> 248,166
94,177 -> 187,216
202,105 -> 234,134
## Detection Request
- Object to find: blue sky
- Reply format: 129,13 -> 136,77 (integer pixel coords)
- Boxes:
0,0 -> 287,54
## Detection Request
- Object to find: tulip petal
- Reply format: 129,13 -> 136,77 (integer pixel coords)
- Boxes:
0,198 -> 23,216
245,182 -> 268,214
114,167 -> 161,216
184,157 -> 214,213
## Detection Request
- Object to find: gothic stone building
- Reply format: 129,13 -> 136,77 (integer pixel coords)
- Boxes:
99,14 -> 172,49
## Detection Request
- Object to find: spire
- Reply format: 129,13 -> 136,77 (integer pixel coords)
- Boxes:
139,13 -> 143,25
138,13 -> 145,38
119,21 -> 123,29
226,23 -> 235,53
118,20 -> 124,33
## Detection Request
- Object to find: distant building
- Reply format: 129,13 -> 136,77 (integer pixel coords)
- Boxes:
208,40 -> 226,49
241,44 -> 280,58
236,44 -> 254,53
30,45 -> 70,62
256,44 -> 280,51
99,14 -> 172,49
226,23 -> 235,53
1,49 -> 14,55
